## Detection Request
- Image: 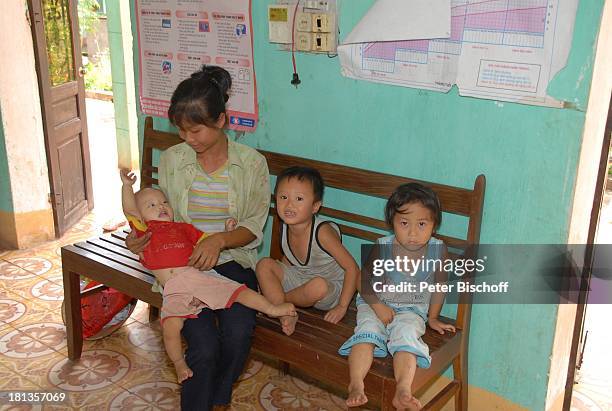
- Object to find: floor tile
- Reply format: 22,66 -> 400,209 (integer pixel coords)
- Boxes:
44,382 -> 131,410
0,323 -> 66,358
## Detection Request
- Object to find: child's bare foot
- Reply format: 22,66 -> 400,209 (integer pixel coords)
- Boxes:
346,381 -> 368,407
173,358 -> 193,383
280,314 -> 299,336
392,386 -> 421,410
266,302 -> 296,318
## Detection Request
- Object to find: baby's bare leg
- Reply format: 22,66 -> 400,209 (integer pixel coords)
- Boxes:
234,288 -> 296,318
346,343 -> 374,407
392,352 -> 421,410
162,317 -> 193,383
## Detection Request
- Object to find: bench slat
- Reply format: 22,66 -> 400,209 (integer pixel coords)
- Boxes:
78,240 -> 150,275
260,150 -> 475,216
61,246 -> 160,305
94,237 -> 142,262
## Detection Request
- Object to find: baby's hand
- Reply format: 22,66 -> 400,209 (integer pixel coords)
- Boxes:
428,317 -> 456,334
120,169 -> 137,186
225,218 -> 237,232
371,303 -> 394,325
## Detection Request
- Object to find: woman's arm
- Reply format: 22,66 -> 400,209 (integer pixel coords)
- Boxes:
188,227 -> 256,270
234,154 -> 271,249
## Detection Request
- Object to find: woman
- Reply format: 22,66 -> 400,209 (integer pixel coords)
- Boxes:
127,65 -> 270,410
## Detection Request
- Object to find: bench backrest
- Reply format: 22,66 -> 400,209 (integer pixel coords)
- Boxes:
141,117 -> 486,330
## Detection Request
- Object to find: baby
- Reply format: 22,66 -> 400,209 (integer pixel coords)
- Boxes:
120,170 -> 296,383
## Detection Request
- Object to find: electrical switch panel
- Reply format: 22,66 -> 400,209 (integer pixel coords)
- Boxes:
268,0 -> 338,53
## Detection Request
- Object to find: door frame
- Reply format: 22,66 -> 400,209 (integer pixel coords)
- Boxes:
27,0 -> 94,236
562,96 -> 612,410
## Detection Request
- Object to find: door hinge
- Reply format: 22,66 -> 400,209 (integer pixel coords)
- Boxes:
48,193 -> 62,205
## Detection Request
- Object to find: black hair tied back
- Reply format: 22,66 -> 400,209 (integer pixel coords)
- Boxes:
169,65 -> 232,127
191,65 -> 231,103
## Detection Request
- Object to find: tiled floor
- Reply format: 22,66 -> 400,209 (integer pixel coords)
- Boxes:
0,213 -> 348,410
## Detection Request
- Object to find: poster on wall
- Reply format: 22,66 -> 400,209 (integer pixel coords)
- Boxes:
136,0 -> 258,131
338,0 -> 579,107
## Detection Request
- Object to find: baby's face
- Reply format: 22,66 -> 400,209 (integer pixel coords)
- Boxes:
136,188 -> 174,222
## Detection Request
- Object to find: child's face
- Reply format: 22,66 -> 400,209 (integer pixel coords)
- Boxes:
177,116 -> 226,154
275,178 -> 321,225
392,201 -> 435,249
136,189 -> 174,222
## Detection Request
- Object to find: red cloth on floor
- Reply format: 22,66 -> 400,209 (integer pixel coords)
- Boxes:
80,281 -> 132,338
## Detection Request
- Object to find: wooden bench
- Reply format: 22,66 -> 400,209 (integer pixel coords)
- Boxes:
62,117 -> 485,410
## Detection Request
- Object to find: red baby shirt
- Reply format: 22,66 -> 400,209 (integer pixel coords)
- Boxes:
128,218 -> 206,270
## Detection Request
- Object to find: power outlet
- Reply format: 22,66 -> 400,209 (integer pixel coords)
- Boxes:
311,13 -> 331,32
296,12 -> 311,32
312,33 -> 332,52
296,32 -> 312,51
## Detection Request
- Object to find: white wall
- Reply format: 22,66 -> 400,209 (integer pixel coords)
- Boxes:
0,0 -> 52,214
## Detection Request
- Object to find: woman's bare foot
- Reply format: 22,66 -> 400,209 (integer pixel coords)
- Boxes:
346,381 -> 368,407
392,386 -> 421,410
280,314 -> 299,336
266,302 -> 296,318
173,358 -> 193,383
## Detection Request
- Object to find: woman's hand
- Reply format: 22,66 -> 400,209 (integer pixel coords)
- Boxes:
371,303 -> 395,325
188,234 -> 225,270
125,230 -> 150,259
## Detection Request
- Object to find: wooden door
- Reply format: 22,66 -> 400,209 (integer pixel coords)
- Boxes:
28,0 -> 93,237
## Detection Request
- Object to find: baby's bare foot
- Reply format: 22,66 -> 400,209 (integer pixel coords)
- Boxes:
346,381 -> 368,407
280,314 -> 299,336
392,386 -> 421,410
173,358 -> 193,383
267,302 -> 296,318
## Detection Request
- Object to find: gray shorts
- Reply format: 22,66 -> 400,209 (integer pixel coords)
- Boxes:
338,304 -> 431,368
279,262 -> 343,310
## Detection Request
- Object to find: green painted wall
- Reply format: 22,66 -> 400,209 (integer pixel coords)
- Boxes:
107,0 -> 139,169
129,1 -> 605,409
0,106 -> 14,212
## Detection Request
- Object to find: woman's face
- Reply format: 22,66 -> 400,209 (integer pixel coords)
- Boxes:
178,113 -> 226,153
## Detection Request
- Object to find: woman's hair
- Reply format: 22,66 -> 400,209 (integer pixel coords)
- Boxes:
168,65 -> 232,128
384,183 -> 442,230
274,166 -> 325,202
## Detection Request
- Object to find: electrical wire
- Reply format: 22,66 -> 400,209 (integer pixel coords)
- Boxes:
290,0 -> 301,87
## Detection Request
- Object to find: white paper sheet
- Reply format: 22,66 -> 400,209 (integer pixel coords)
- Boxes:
343,0 -> 451,44
339,0 -> 579,107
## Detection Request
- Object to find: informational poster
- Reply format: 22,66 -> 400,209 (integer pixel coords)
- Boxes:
136,0 -> 258,131
339,0 -> 579,107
